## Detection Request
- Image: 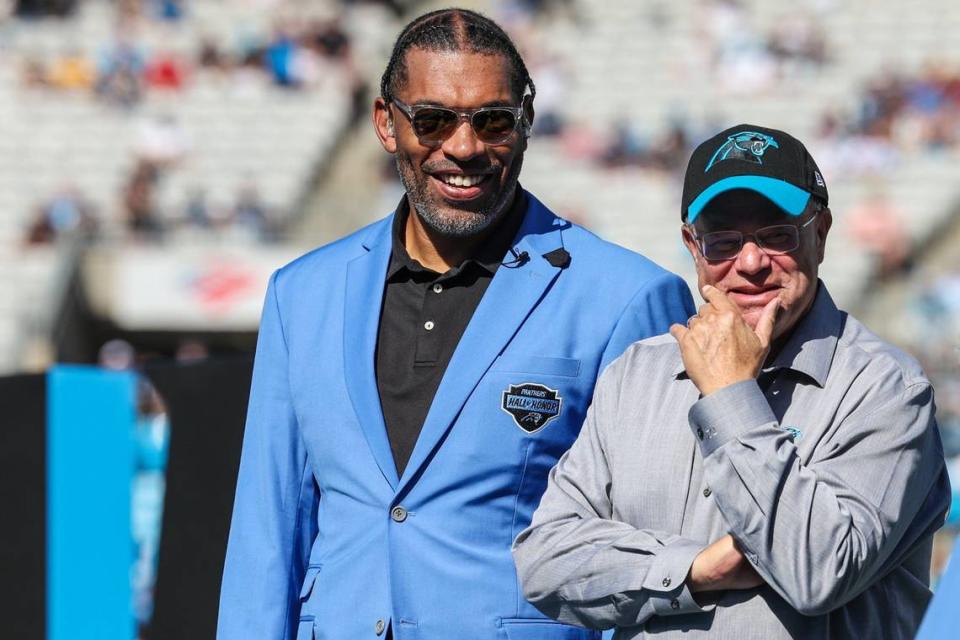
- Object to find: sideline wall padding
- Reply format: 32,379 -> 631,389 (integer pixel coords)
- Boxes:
0,373 -> 46,640
145,357 -> 252,640
48,366 -> 136,640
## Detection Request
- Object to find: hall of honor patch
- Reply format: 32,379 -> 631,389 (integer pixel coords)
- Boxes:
501,383 -> 563,433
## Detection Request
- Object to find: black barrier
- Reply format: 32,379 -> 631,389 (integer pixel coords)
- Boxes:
144,356 -> 252,640
0,374 -> 46,640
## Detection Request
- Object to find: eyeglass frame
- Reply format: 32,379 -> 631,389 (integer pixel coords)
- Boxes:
686,205 -> 823,262
389,97 -> 530,146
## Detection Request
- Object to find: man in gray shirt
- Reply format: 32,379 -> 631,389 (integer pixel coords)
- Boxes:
512,124 -> 951,639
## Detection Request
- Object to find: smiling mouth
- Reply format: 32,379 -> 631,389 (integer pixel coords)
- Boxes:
434,173 -> 490,188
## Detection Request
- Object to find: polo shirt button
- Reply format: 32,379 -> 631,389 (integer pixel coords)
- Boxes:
670,598 -> 680,610
432,283 -> 443,293
424,320 -> 435,331
662,577 -> 672,588
696,428 -> 704,440
375,618 -> 385,635
391,506 -> 408,522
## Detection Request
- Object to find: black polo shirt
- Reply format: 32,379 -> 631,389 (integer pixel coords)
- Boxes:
375,190 -> 527,476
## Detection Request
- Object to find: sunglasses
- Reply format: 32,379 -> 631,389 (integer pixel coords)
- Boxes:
689,213 -> 819,261
390,97 -> 527,146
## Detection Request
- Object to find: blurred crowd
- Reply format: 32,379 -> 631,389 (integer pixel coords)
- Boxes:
20,12 -> 360,108
16,0 -> 379,247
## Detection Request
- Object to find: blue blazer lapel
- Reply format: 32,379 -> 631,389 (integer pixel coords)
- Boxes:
343,218 -> 400,488
397,195 -> 568,492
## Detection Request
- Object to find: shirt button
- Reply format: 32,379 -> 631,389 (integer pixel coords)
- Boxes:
696,428 -> 704,440
662,577 -> 672,588
375,619 -> 385,635
424,320 -> 435,331
391,506 -> 408,522
670,598 -> 680,610
703,487 -> 712,498
432,283 -> 443,293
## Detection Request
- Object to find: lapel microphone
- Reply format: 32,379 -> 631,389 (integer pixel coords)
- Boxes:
503,247 -> 530,267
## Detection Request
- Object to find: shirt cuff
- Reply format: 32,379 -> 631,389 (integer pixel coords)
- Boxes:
688,379 -> 777,458
641,538 -> 712,616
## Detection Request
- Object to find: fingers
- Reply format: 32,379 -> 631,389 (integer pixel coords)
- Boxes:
701,284 -> 737,313
754,297 -> 780,347
669,323 -> 688,342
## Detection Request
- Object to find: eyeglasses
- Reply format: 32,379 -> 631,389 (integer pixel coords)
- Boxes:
689,213 -> 819,261
390,97 -> 526,146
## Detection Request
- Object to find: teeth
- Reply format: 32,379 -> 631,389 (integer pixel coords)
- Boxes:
440,174 -> 484,187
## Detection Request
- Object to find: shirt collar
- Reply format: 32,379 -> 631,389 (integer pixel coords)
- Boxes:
672,281 -> 842,387
387,187 -> 528,280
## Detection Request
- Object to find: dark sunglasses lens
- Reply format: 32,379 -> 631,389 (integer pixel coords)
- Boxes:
472,109 -> 518,142
702,231 -> 741,260
412,108 -> 457,142
757,226 -> 798,253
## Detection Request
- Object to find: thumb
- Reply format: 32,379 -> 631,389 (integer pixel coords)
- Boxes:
755,297 -> 780,347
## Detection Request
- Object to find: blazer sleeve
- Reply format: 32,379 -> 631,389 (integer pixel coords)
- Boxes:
218,270 -> 320,640
512,357 -> 710,629
599,271 -> 695,374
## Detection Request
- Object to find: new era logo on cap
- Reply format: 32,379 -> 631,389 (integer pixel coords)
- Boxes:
682,124 -> 829,222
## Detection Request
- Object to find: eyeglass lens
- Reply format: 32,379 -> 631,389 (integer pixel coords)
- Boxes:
701,225 -> 799,260
412,107 -> 518,144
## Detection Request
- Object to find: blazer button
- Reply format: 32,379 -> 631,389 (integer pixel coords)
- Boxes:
703,487 -> 712,498
662,577 -> 672,588
391,506 -> 408,522
670,598 -> 680,610
375,619 -> 385,635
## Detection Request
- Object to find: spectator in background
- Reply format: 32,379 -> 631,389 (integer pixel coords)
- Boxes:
96,36 -> 145,108
145,51 -> 187,91
232,181 -> 271,241
48,48 -> 95,90
847,187 -> 911,276
264,26 -> 300,88
26,185 -> 98,245
124,160 -> 162,238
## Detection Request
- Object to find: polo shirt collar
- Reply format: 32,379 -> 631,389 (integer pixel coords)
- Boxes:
386,187 -> 528,279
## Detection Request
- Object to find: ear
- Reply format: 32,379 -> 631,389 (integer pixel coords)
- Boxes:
681,223 -> 700,261
521,94 -> 535,138
373,97 -> 397,153
816,207 -> 833,264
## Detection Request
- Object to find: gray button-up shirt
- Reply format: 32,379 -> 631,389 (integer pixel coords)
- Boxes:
513,284 -> 951,639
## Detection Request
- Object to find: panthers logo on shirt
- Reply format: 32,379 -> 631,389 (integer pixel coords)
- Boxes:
705,131 -> 779,172
501,383 -> 563,433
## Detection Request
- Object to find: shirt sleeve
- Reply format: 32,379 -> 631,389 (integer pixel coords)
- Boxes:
688,378 -> 951,616
218,270 -> 320,640
513,358 -> 711,629
599,271 -> 695,374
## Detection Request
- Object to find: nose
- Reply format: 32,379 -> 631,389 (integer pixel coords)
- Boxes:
440,119 -> 485,161
735,238 -> 770,275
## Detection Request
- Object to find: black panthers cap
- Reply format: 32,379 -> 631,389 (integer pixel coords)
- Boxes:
681,124 -> 828,222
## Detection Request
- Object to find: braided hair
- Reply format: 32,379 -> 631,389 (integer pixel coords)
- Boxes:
379,8 -> 536,105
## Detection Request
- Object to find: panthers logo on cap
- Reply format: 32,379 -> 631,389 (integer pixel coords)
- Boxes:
705,131 -> 779,172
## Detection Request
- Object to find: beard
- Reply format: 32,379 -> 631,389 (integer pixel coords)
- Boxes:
394,152 -> 524,238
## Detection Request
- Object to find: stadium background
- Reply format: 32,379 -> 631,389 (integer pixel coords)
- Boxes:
1,0 -> 959,637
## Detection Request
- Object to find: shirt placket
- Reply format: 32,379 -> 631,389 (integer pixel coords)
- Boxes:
413,274 -> 448,366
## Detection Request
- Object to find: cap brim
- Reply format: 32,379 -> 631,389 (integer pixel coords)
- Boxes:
687,176 -> 811,223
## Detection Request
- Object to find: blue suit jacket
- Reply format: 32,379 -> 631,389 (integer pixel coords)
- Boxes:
218,193 -> 694,640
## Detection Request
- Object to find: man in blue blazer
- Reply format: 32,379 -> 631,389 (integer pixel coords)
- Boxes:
218,8 -> 694,640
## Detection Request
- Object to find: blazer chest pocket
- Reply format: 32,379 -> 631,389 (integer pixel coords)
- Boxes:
500,618 -> 599,640
492,354 -> 581,378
